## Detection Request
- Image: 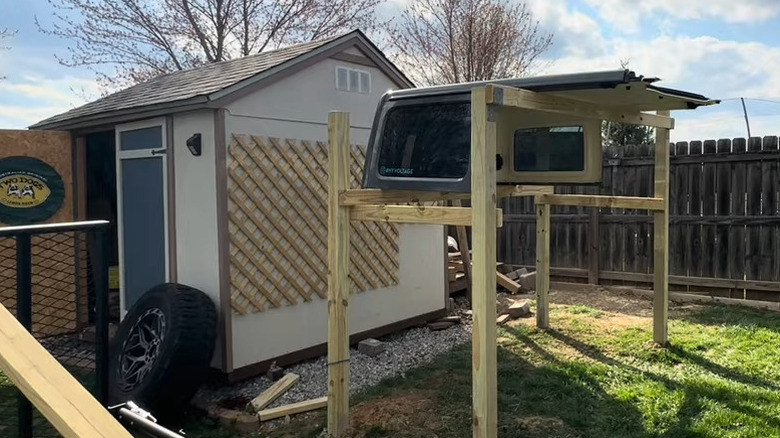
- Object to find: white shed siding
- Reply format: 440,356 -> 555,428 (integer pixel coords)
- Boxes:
231,224 -> 446,369
171,109 -> 223,367
225,57 -> 396,138
223,54 -> 447,370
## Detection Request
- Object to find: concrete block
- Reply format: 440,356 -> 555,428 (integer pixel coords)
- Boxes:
358,338 -> 386,357
508,300 -> 531,318
519,271 -> 537,291
266,363 -> 284,381
496,314 -> 510,324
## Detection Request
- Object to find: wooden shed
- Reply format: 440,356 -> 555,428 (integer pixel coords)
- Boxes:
27,30 -> 448,380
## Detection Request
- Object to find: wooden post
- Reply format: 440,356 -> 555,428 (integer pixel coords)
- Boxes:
327,111 -> 351,436
470,86 -> 498,438
653,110 -> 671,345
588,208 -> 600,284
451,199 -> 473,303
536,202 -> 551,328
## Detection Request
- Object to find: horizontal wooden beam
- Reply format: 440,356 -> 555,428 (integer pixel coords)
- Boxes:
340,185 -> 551,206
497,185 -> 554,198
485,84 -> 674,130
536,194 -> 665,211
350,205 -> 503,227
512,265 -> 780,293
258,396 -> 328,422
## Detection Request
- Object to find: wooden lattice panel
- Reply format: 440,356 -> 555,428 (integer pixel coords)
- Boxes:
227,135 -> 400,314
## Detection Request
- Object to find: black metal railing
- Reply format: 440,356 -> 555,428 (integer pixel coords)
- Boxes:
0,220 -> 112,438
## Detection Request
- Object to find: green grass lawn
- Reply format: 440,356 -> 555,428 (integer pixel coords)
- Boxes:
185,289 -> 780,438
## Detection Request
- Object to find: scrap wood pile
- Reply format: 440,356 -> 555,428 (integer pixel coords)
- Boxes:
447,236 -> 536,296
245,372 -> 325,422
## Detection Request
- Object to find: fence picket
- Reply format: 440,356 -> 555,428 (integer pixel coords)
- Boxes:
746,137 -> 763,281
730,138 -> 747,293
715,139 -> 731,280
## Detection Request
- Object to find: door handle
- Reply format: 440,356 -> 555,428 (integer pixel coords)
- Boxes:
151,149 -> 166,155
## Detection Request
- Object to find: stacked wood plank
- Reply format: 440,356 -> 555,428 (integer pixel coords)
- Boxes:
447,249 -> 529,296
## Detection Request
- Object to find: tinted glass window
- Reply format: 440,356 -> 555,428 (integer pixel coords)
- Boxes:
513,126 -> 585,172
377,102 -> 470,179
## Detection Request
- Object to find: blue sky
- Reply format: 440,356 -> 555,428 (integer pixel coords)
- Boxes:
2,0 -> 780,142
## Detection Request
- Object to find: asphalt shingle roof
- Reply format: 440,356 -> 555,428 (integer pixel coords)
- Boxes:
31,35 -> 342,129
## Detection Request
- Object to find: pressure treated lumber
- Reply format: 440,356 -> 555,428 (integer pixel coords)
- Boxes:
0,303 -> 132,438
496,271 -> 521,293
452,199 -> 473,301
653,110 -> 671,345
257,397 -> 328,422
536,194 -> 665,211
249,373 -> 300,412
327,111 -> 351,436
350,204 -> 503,227
470,86 -> 498,438
484,84 -> 675,129
536,203 -> 551,329
339,185 -> 552,206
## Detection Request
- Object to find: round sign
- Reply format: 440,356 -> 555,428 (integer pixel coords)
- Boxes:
0,156 -> 65,225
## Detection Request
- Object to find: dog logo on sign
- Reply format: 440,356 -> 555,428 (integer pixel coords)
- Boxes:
6,184 -> 22,198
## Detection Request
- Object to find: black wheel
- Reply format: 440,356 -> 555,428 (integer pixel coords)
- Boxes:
108,283 -> 217,417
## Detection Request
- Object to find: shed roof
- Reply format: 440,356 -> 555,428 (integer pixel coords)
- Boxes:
30,29 -> 413,130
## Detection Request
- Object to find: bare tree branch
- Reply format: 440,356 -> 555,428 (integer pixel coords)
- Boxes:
384,0 -> 553,86
0,27 -> 17,80
37,0 -> 383,93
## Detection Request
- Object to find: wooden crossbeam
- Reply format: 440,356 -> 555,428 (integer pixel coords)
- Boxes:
350,205 -> 503,227
340,185 -> 551,206
536,194 -> 665,211
485,84 -> 675,130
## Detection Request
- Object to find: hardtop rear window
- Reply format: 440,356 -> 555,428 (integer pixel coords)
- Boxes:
377,101 -> 471,179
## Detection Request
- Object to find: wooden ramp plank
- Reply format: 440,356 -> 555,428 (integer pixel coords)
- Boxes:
0,303 -> 132,438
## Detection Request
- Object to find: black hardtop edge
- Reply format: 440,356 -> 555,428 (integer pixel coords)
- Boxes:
384,69 -> 714,104
0,219 -> 110,237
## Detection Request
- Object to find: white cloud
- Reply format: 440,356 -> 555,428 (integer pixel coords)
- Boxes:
583,0 -> 780,32
0,75 -> 99,129
526,0 -> 605,59
547,35 -> 780,102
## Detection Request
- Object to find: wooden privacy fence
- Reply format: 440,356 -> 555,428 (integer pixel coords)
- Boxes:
226,135 -> 399,315
498,135 -> 780,301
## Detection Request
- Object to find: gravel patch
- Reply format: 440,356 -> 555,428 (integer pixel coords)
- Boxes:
193,299 -> 474,412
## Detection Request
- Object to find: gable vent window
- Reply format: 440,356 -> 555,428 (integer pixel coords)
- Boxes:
336,66 -> 370,94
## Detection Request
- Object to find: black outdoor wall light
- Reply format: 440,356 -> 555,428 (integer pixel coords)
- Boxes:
186,133 -> 202,156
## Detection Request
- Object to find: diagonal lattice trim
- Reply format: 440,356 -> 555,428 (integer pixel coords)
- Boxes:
227,135 -> 399,314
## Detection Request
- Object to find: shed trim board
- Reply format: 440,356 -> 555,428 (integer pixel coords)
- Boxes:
214,108 -> 234,372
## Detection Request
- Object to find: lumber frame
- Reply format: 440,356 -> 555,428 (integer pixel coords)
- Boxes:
326,82 -> 675,438
485,83 -> 675,129
653,110 -> 671,345
327,111 -> 351,436
339,184 -> 552,206
350,204 -> 503,227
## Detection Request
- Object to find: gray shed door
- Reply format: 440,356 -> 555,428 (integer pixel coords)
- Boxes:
116,121 -> 169,314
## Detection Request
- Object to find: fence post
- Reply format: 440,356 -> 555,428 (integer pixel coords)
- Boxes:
93,228 -> 109,405
588,208 -> 600,284
16,233 -> 33,438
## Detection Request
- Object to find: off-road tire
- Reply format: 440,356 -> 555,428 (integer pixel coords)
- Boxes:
107,282 -> 217,417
